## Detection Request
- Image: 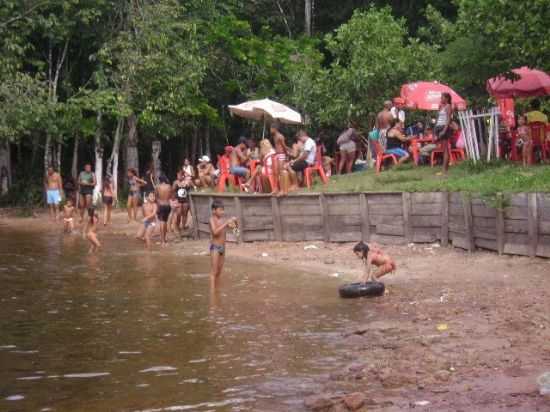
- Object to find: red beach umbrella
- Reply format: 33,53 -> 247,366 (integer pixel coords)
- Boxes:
487,66 -> 550,98
399,81 -> 467,111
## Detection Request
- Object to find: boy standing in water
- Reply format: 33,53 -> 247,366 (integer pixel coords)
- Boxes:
136,192 -> 158,250
156,174 -> 172,246
209,201 -> 238,278
353,241 -> 396,282
62,199 -> 75,233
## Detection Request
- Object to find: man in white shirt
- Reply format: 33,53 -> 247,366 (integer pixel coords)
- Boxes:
290,130 -> 316,186
390,98 -> 406,124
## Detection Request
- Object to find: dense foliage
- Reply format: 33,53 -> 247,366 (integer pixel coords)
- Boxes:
0,0 -> 548,194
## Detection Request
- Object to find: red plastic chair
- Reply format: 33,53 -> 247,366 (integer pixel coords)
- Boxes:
372,140 -> 397,173
450,130 -> 466,163
304,147 -> 329,188
529,122 -> 547,163
430,140 -> 452,167
216,155 -> 242,192
260,153 -> 279,193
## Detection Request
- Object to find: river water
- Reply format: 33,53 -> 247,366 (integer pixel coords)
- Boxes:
0,227 -> 369,411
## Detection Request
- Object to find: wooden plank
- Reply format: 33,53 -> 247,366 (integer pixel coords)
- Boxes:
449,223 -> 466,234
473,228 -> 497,240
411,192 -> 442,203
504,206 -> 528,220
402,192 -> 412,242
496,193 -> 505,255
319,193 -> 330,242
242,215 -> 274,231
369,214 -> 404,225
411,215 -> 442,227
279,204 -> 321,216
452,235 -> 469,250
376,223 -> 405,236
366,194 -> 403,205
189,194 -> 200,240
539,221 -> 550,235
462,193 -> 475,252
244,230 -> 274,242
330,231 -> 362,242
271,197 -> 283,241
359,193 -> 370,242
282,215 -> 323,226
440,192 -> 449,247
475,238 -> 497,251
413,228 -> 439,243
503,242 -> 530,256
471,204 -> 497,218
234,196 -> 244,243
329,215 -> 361,226
366,203 -> 403,215
449,192 -> 462,204
473,216 -> 497,229
449,203 -> 464,216
411,203 -> 442,216
327,203 -> 361,216
369,234 -> 407,245
504,219 -> 528,234
528,193 -> 538,257
508,193 -> 528,207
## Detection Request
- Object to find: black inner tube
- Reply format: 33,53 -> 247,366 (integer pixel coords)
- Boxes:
339,281 -> 385,299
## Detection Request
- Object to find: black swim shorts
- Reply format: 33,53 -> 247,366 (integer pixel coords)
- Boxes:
157,204 -> 171,222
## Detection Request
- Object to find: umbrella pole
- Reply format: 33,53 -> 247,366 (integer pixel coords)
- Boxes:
262,117 -> 266,139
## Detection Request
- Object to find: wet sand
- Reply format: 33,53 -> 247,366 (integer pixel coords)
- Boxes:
1,208 -> 550,411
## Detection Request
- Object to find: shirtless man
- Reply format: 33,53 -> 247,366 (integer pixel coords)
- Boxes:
156,174 -> 172,246
78,164 -> 96,223
45,166 -> 63,220
196,156 -> 215,188
230,137 -> 250,181
353,241 -> 396,282
209,201 -> 238,279
376,100 -> 394,146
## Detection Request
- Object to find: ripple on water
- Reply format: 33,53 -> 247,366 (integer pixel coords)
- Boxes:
5,395 -> 25,401
63,372 -> 111,378
140,366 -> 178,373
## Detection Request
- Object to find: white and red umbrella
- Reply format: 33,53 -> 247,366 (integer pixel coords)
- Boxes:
228,98 -> 302,125
486,66 -> 550,98
399,81 -> 467,111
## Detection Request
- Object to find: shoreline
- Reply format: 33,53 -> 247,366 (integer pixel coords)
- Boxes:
1,209 -> 550,411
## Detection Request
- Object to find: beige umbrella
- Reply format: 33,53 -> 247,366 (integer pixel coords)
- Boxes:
228,98 -> 303,137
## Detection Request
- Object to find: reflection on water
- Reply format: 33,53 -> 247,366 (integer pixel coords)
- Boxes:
0,228 -> 368,411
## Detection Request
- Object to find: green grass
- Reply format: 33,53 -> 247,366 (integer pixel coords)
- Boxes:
309,161 -> 550,195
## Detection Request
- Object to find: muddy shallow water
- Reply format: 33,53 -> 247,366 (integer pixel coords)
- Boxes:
0,228 -> 370,411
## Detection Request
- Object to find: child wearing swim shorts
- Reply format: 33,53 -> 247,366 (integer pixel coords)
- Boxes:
63,199 -> 75,233
136,192 -> 158,250
209,201 -> 238,278
353,241 -> 396,282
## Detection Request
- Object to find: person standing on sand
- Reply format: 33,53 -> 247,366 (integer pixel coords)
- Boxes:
45,166 -> 63,221
78,164 -> 96,223
156,174 -> 172,246
127,168 -> 146,223
209,201 -> 238,279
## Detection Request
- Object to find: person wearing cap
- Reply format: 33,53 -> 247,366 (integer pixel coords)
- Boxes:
230,137 -> 250,180
197,155 -> 215,188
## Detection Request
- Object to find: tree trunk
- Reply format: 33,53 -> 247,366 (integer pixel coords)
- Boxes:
304,0 -> 312,36
93,112 -> 104,203
152,140 -> 161,183
191,125 -> 198,163
71,134 -> 79,179
0,141 -> 11,194
204,125 -> 211,158
55,142 -> 62,173
105,118 -> 124,202
126,113 -> 139,175
44,133 -> 52,175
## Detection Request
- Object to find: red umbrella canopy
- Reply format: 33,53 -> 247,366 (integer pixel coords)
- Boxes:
400,81 -> 467,111
487,66 -> 550,98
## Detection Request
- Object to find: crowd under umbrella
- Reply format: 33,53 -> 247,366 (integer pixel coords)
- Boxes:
227,98 -> 303,138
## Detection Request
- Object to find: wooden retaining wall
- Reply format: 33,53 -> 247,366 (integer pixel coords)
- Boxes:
190,192 -> 550,258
